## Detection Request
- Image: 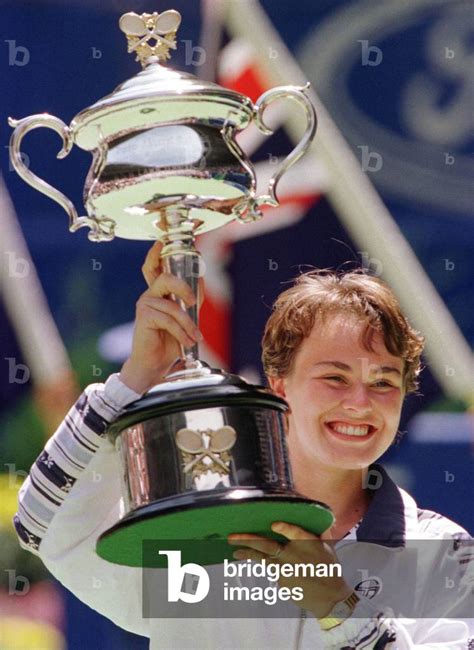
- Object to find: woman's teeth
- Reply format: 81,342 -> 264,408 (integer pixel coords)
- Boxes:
329,423 -> 370,437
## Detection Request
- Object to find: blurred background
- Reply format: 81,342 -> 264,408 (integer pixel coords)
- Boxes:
1,0 -> 472,647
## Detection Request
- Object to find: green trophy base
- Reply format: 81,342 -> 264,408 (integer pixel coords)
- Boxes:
96,492 -> 334,567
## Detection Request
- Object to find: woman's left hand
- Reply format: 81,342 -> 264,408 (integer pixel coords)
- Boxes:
227,521 -> 353,619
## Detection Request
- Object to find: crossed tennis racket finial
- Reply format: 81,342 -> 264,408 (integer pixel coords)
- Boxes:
175,426 -> 237,477
119,10 -> 182,66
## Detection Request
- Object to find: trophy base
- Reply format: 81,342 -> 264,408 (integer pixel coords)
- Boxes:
96,489 -> 334,567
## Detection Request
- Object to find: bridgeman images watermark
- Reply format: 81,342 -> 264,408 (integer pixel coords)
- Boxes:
159,549 -> 341,606
224,556 -> 342,605
141,539 -> 473,619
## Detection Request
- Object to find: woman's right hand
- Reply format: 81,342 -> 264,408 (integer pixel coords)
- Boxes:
119,241 -> 203,394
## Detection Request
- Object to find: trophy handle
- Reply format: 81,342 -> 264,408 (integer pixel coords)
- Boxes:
7,114 -> 103,238
253,83 -> 317,206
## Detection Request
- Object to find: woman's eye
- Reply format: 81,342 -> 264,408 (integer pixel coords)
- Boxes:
324,375 -> 346,383
371,380 -> 393,389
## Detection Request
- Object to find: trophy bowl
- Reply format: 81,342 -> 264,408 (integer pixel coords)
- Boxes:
9,9 -> 334,567
8,10 -> 316,242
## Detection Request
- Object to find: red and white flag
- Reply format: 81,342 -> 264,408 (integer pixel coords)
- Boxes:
197,38 -> 328,371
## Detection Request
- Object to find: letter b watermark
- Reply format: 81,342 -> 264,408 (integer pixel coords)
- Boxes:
159,550 -> 210,603
5,40 -> 30,66
182,40 -> 206,67
358,40 -> 383,66
5,358 -> 30,384
5,570 -> 30,596
358,146 -> 383,172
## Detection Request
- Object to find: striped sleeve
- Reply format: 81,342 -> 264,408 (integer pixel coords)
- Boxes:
13,374 -> 140,556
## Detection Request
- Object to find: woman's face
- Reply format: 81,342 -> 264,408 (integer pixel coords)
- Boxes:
269,313 -> 406,470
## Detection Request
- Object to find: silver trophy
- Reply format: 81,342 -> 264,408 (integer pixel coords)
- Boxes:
9,10 -> 333,567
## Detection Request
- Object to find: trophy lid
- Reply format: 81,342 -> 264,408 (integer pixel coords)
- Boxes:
72,10 -> 254,150
107,366 -> 288,440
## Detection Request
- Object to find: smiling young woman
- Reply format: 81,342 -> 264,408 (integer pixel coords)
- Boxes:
14,260 -> 472,649
262,271 -> 421,534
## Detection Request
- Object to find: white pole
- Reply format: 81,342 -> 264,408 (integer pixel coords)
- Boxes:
0,174 -> 73,385
224,0 -> 473,404
199,0 -> 226,82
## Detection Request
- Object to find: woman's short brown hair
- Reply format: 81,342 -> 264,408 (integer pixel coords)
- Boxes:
261,270 -> 425,393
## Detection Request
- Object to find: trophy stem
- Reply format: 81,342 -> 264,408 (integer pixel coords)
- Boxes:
159,207 -> 207,378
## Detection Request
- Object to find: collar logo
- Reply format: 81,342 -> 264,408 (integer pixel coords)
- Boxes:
355,576 -> 383,599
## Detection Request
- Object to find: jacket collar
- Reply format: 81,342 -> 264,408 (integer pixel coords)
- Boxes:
356,463 -> 409,547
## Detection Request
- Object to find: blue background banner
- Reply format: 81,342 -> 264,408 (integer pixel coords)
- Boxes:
1,1 -> 472,648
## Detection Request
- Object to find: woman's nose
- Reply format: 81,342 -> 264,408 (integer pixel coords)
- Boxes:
341,383 -> 372,414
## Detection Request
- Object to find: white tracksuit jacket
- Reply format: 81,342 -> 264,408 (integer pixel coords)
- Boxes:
14,374 -> 474,649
